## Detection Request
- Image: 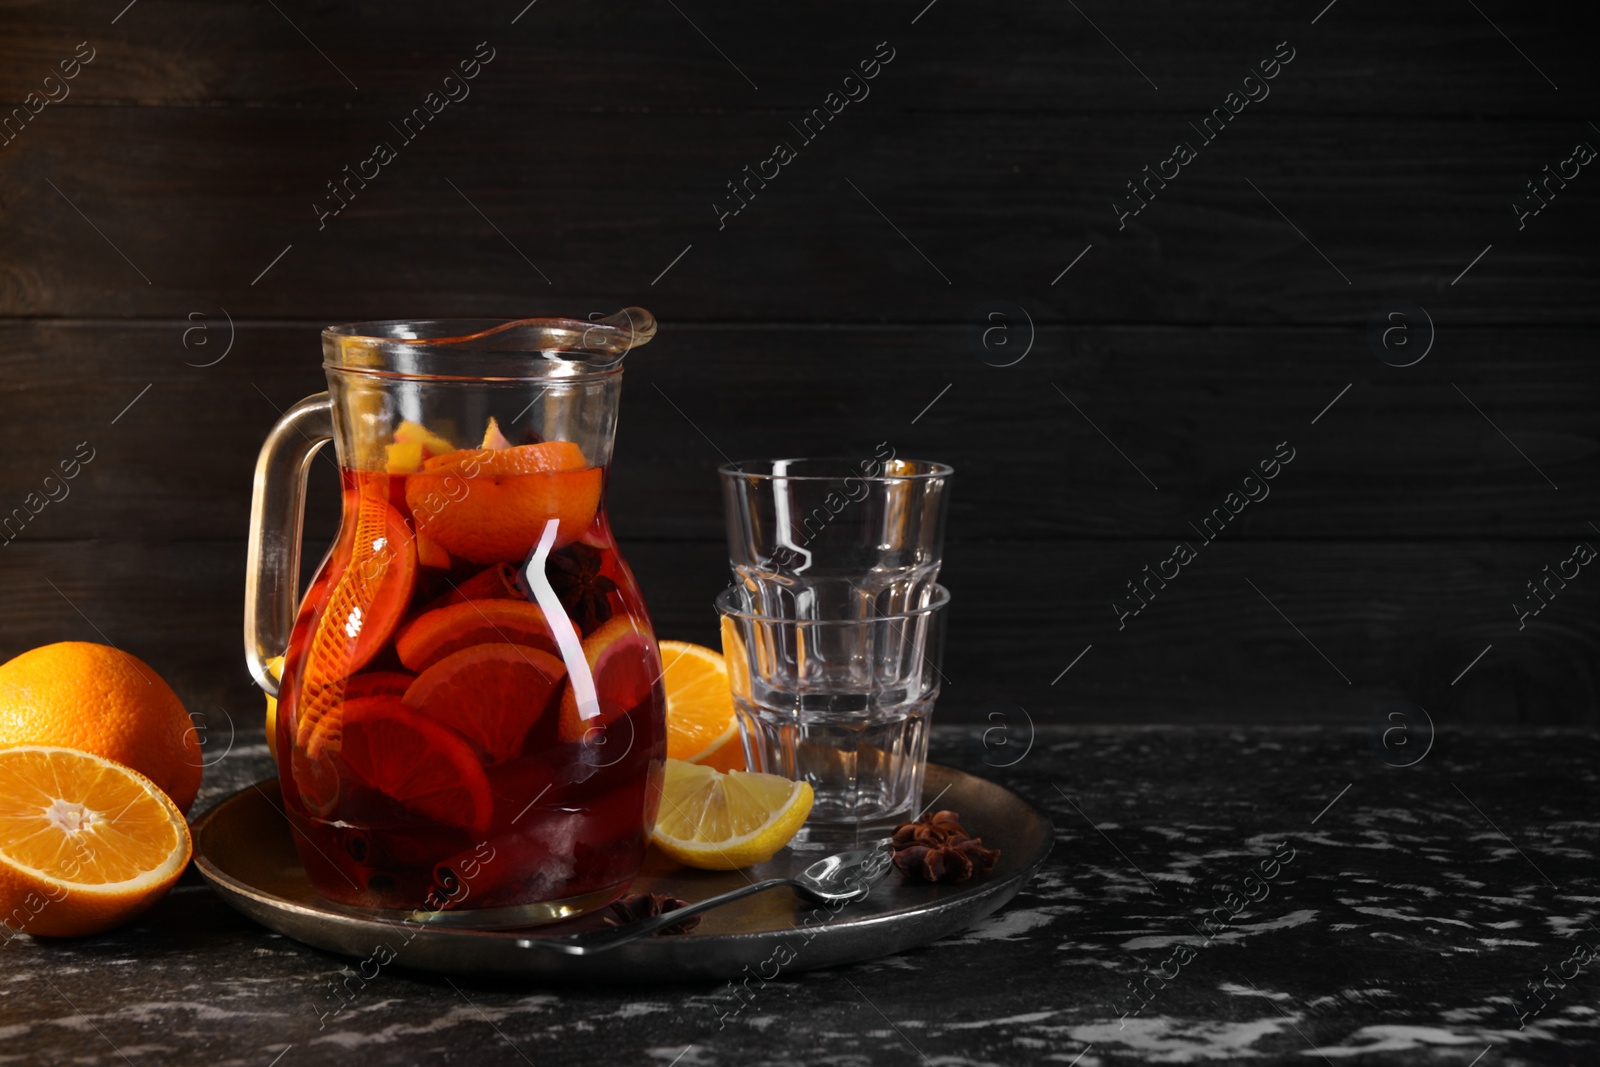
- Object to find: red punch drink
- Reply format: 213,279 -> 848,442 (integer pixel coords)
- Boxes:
275,428 -> 666,926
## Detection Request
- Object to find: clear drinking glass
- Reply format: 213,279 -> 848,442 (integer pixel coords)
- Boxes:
716,457 -> 952,847
716,584 -> 950,848
718,458 -> 952,622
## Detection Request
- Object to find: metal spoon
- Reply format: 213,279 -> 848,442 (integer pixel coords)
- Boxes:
518,847 -> 894,956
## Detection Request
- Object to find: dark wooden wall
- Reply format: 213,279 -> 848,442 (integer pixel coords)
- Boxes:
1,1 -> 1595,728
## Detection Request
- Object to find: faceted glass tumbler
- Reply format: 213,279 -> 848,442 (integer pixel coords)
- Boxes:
716,584 -> 950,848
718,457 -> 951,623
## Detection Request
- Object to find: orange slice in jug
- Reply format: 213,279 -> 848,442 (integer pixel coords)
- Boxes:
337,698 -> 492,833
556,616 -> 661,744
404,643 -> 567,764
405,443 -> 602,563
421,440 -> 588,477
394,600 -> 557,673
343,671 -> 416,701
293,493 -> 417,750
296,671 -> 418,761
423,562 -> 523,610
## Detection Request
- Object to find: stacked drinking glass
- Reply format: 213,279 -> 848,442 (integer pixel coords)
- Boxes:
716,456 -> 952,848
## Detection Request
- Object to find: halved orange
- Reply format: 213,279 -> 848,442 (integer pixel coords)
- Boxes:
557,616 -> 662,744
405,464 -> 602,563
0,745 -> 192,937
404,643 -> 567,764
659,640 -> 744,772
337,697 -> 493,832
394,600 -> 557,673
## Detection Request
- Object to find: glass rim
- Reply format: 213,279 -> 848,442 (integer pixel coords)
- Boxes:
718,457 -> 954,482
714,583 -> 951,623
321,310 -> 655,382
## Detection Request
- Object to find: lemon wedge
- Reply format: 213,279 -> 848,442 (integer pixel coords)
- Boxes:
651,758 -> 813,870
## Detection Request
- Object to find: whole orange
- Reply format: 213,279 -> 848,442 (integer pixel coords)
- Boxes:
0,642 -> 201,813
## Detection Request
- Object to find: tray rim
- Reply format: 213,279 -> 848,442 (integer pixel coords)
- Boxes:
191,763 -> 1055,982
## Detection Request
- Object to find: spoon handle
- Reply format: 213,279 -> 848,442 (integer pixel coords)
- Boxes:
552,878 -> 796,955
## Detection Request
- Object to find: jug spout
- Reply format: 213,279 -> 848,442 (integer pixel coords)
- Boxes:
583,307 -> 657,354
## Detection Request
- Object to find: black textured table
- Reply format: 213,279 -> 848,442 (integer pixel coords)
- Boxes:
3,726 -> 1597,1066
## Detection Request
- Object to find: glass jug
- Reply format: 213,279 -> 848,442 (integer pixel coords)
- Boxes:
245,310 -> 665,928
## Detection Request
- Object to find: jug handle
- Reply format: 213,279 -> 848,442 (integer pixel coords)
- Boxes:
245,392 -> 334,697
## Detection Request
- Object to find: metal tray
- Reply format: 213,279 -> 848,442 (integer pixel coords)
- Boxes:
191,765 -> 1054,982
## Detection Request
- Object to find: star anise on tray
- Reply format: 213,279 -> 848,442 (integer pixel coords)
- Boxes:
890,810 -> 1001,885
546,542 -> 619,633
604,891 -> 701,935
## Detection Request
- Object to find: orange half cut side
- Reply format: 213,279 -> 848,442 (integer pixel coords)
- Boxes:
0,746 -> 192,938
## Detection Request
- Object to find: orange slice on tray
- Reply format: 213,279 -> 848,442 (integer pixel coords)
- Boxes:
659,640 -> 744,772
0,746 -> 193,937
294,494 -> 417,749
337,697 -> 492,833
404,643 -> 567,764
557,616 -> 662,744
394,599 -> 557,673
405,442 -> 601,563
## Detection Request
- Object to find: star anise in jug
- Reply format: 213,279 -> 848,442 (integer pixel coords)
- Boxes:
546,542 -> 618,632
